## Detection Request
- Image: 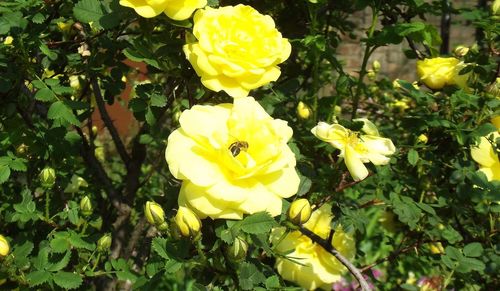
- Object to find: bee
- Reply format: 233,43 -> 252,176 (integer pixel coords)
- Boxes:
228,141 -> 249,157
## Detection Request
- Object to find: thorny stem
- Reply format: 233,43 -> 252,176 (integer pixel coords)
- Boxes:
298,226 -> 372,291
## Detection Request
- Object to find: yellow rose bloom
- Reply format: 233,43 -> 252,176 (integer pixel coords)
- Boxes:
119,0 -> 206,20
416,57 -> 470,90
0,235 -> 9,257
183,5 -> 292,98
165,97 -> 299,219
271,204 -> 355,290
471,131 -> 500,181
311,119 -> 396,181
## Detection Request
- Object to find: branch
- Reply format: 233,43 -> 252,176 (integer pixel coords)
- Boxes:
91,78 -> 131,166
298,226 -> 372,291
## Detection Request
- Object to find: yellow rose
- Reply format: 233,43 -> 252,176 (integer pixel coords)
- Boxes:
3,36 -> 13,46
471,131 -> 500,181
416,57 -> 470,90
271,204 -> 356,290
311,119 -> 396,181
183,5 -> 292,98
119,0 -> 206,20
165,97 -> 299,219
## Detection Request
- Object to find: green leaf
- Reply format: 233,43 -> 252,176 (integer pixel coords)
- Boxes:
463,242 -> 483,258
47,101 -> 80,126
0,165 -> 10,184
53,271 -> 83,289
67,231 -> 95,250
445,246 -> 463,261
35,88 -> 57,102
73,0 -> 104,23
47,251 -> 72,272
238,262 -> 266,290
459,257 -> 485,272
150,94 -> 167,107
151,237 -> 169,260
50,237 -> 70,253
26,270 -> 52,287
296,174 -> 312,196
394,22 -> 426,36
407,149 -> 419,166
13,241 -> 34,268
265,275 -> 281,289
240,212 -> 277,234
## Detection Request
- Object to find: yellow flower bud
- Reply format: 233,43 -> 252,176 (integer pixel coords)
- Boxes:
417,134 -> 428,144
492,0 -> 500,15
367,69 -> 376,80
428,242 -> 444,254
92,126 -> 98,135
288,199 -> 312,225
174,206 -> 202,238
145,201 -> 167,230
97,234 -> 112,252
372,60 -> 381,72
296,101 -> 312,119
334,105 -> 342,117
453,46 -> 469,57
16,144 -> 28,155
69,75 -> 81,90
0,235 -> 9,257
3,36 -> 13,46
94,147 -> 105,162
39,167 -> 56,188
80,196 -> 93,217
392,79 -> 401,89
226,236 -> 248,261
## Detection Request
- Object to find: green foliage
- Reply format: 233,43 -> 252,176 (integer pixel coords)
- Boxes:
0,0 -> 498,290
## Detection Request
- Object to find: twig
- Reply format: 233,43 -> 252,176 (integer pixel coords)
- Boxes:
91,78 -> 131,166
298,226 -> 372,291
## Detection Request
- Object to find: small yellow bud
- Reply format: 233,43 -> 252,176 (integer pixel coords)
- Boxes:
492,0 -> 500,15
453,46 -> 469,57
417,134 -> 428,144
287,199 -> 312,225
94,147 -> 105,162
145,201 -> 167,230
69,75 -> 80,90
0,235 -> 9,257
80,196 -> 93,217
39,167 -> 56,188
97,234 -> 112,252
392,79 -> 401,89
372,60 -> 381,72
16,144 -> 28,155
429,242 -> 444,254
121,75 -> 127,83
367,69 -> 376,80
334,105 -> 342,117
296,101 -> 312,119
411,81 -> 420,90
174,206 -> 202,238
92,126 -> 98,135
226,236 -> 248,261
3,36 -> 13,46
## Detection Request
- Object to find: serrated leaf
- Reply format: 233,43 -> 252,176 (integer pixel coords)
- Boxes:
164,259 -> 183,273
0,165 -> 10,184
73,0 -> 104,23
407,149 -> 419,166
9,158 -> 27,171
47,251 -> 72,272
150,94 -> 167,107
238,262 -> 265,290
68,232 -> 95,250
13,241 -> 34,268
53,271 -> 82,289
26,270 -> 52,287
151,237 -> 169,260
35,88 -> 56,102
296,175 -> 312,196
50,237 -> 70,253
47,101 -> 80,126
240,212 -> 277,234
463,242 -> 483,258
33,247 -> 50,270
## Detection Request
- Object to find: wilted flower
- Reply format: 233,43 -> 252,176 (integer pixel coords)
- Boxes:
470,130 -> 500,181
80,196 -> 93,217
119,0 -> 206,20
416,57 -> 469,90
297,101 -> 312,119
287,199 -> 312,225
40,167 -> 56,188
145,201 -> 168,230
165,97 -> 299,219
183,5 -> 291,98
174,206 -> 202,238
271,204 -> 355,290
311,119 -> 396,181
0,235 -> 9,257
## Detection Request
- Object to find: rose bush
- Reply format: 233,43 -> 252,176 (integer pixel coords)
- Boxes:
183,5 -> 291,98
165,97 -> 299,219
